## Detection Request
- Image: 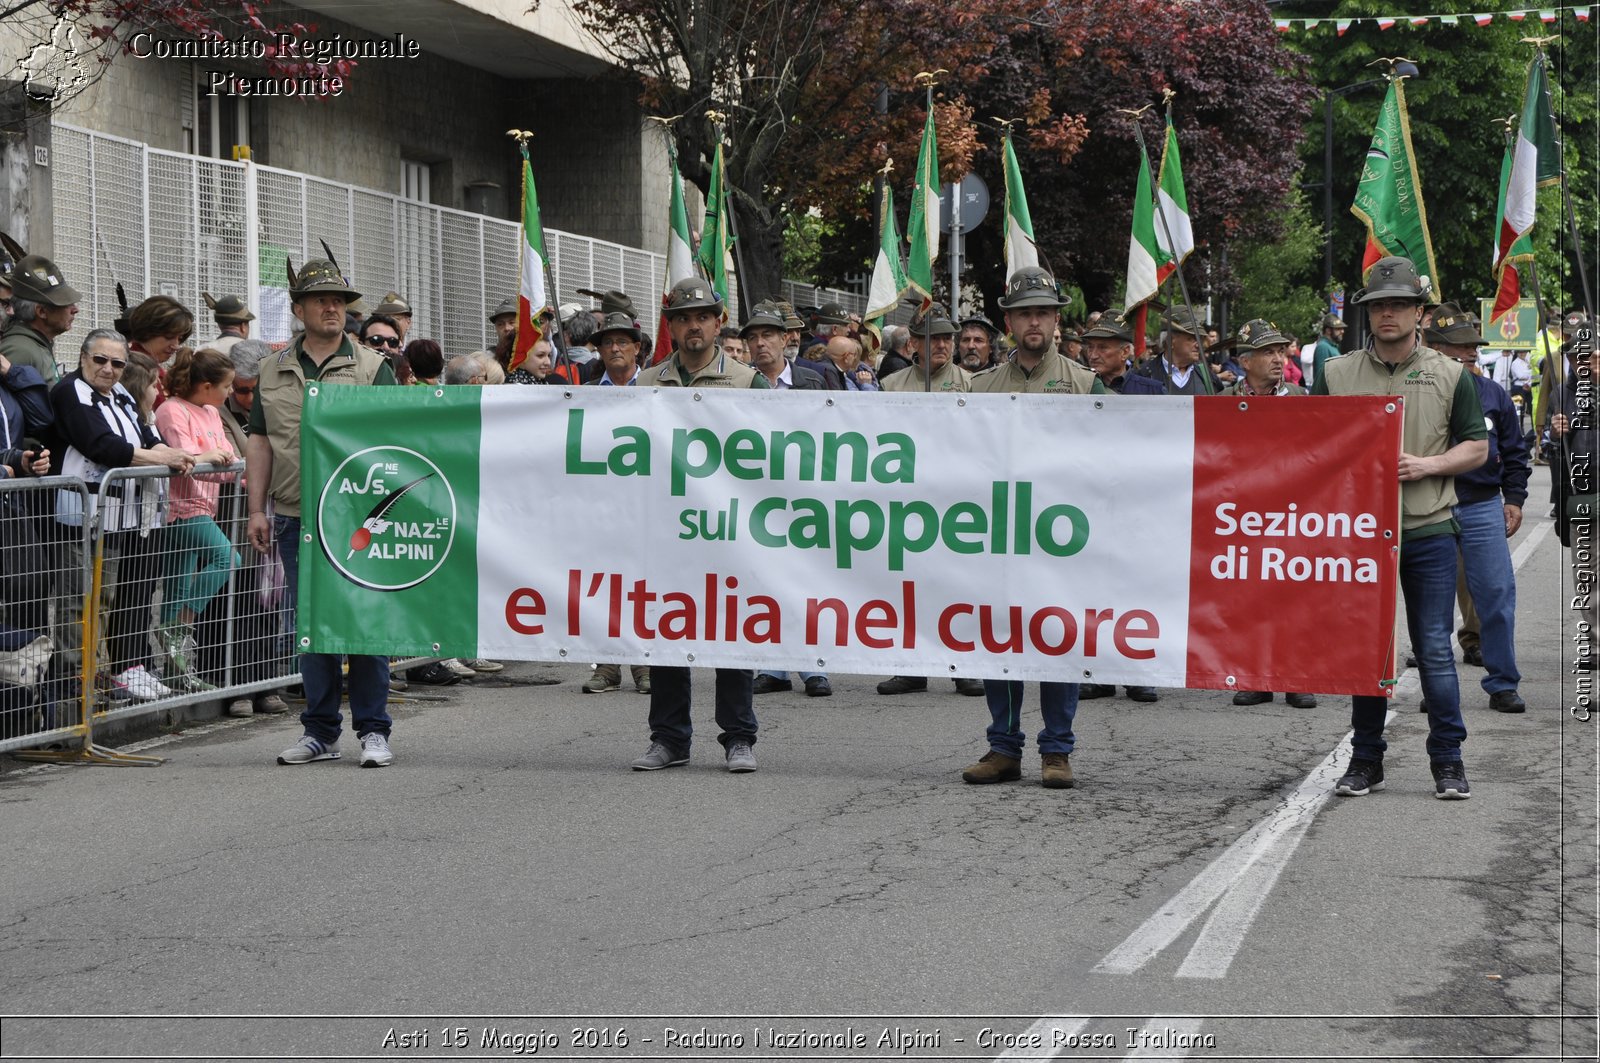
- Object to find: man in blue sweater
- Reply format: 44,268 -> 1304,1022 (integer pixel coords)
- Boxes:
1425,304 -> 1531,715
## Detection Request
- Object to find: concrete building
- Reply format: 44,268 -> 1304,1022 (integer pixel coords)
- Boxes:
2,0 -> 673,255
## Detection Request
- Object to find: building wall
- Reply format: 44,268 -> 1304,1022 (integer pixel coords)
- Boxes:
4,2 -> 669,250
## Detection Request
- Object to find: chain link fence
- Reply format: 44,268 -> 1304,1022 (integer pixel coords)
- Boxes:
48,124 -> 865,372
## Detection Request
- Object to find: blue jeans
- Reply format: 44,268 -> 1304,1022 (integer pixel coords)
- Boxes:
1454,497 -> 1520,694
276,515 -> 391,743
1351,531 -> 1465,763
983,680 -> 1079,757
648,666 -> 756,753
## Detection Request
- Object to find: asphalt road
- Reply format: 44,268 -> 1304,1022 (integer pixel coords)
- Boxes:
1,473 -> 1594,1062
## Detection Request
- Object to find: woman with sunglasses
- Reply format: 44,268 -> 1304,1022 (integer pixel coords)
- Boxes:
358,314 -> 411,384
50,330 -> 193,702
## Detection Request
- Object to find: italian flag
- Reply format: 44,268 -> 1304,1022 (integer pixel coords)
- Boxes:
1125,141 -> 1160,353
1491,54 -> 1563,322
696,137 -> 731,306
906,106 -> 940,306
511,147 -> 549,373
1154,116 -> 1194,285
864,182 -> 909,338
659,146 -> 696,358
1001,130 -> 1039,274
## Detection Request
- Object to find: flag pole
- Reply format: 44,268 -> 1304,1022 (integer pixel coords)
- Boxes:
707,112 -> 752,322
511,130 -> 571,379
916,71 -> 942,393
1526,43 -> 1598,317
1131,102 -> 1206,393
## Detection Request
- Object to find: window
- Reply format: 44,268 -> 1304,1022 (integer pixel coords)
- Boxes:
193,69 -> 250,160
401,159 -> 431,203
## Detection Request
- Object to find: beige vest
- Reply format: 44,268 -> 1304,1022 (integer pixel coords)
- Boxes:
637,351 -> 762,388
969,347 -> 1099,395
1322,345 -> 1464,530
880,360 -> 972,393
257,336 -> 385,515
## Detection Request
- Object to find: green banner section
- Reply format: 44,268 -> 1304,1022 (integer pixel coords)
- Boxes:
300,384 -> 483,655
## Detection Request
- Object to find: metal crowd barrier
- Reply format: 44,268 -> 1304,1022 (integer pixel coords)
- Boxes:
2,463 -> 460,765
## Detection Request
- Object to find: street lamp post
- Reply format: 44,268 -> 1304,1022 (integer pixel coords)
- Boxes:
1321,62 -> 1420,293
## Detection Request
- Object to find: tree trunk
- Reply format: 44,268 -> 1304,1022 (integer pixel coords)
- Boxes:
730,198 -> 784,321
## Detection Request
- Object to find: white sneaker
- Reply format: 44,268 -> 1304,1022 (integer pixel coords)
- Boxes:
226,697 -> 254,717
359,732 -> 394,768
116,665 -> 172,701
278,733 -> 340,764
440,658 -> 477,678
460,657 -> 503,673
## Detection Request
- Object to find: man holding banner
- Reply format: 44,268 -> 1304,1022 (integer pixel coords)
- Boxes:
247,256 -> 399,769
963,267 -> 1101,788
632,279 -> 766,773
1312,256 -> 1487,800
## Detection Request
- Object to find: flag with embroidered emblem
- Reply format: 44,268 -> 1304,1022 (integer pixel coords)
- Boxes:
1350,76 -> 1439,289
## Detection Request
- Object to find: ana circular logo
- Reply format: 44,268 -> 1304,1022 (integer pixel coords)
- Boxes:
317,446 -> 456,591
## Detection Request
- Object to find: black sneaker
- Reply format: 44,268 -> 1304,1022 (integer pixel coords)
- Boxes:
1232,690 -> 1272,706
407,662 -> 459,686
752,674 -> 792,694
1461,646 -> 1484,667
1078,683 -> 1115,700
876,675 -> 928,695
1125,686 -> 1159,703
804,676 -> 832,697
1335,758 -> 1385,796
1432,760 -> 1471,800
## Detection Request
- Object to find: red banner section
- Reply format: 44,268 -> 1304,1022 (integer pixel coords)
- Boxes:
1186,397 -> 1403,697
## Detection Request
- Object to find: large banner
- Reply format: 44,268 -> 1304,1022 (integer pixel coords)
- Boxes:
301,386 -> 1404,696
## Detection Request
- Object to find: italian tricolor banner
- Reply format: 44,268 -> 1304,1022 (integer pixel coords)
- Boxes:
1001,131 -> 1039,274
864,182 -> 909,337
905,107 -> 941,305
1155,116 -> 1194,283
1491,54 -> 1562,323
511,149 -> 550,373
659,147 -> 696,355
300,387 -> 1403,695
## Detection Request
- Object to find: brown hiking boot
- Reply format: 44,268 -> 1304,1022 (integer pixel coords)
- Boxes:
961,750 -> 1021,785
1040,753 -> 1075,789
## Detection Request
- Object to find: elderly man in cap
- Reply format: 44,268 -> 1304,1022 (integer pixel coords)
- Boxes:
731,300 -> 834,698
1081,314 -> 1136,392
1124,307 -> 1222,396
372,292 -> 414,343
1424,303 -> 1529,715
203,293 -> 256,356
1311,313 -> 1347,388
958,316 -> 998,372
1313,256 -> 1488,800
1218,319 -> 1319,710
489,296 -> 519,347
960,267 -> 1102,788
246,254 -> 399,769
578,295 -> 654,695
743,300 -> 827,392
880,306 -> 972,393
631,279 -> 765,774
875,303 -> 984,697
1,251 -> 80,385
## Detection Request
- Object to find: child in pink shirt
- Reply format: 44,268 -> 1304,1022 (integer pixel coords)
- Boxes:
153,347 -> 239,692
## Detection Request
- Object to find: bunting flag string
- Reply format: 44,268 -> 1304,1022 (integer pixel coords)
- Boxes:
1273,7 -> 1587,33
